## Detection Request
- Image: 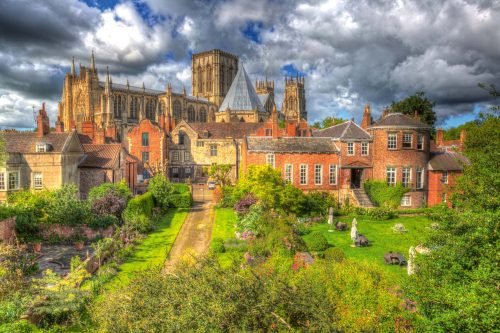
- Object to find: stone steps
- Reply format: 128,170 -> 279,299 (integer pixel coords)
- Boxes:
352,188 -> 375,208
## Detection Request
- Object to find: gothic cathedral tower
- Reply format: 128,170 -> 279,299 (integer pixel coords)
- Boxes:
192,49 -> 239,108
282,76 -> 306,121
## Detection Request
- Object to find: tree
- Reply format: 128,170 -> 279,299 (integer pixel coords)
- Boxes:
208,164 -> 233,186
311,116 -> 347,129
389,91 -> 436,126
442,120 -> 478,140
148,174 -> 174,209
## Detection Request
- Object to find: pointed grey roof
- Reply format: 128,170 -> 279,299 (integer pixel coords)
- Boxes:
312,121 -> 371,141
219,62 -> 265,112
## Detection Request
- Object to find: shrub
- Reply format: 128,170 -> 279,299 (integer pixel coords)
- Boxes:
324,247 -> 346,262
223,238 -> 247,252
123,212 -> 153,233
171,183 -> 190,194
90,191 -> 126,219
219,186 -> 236,207
236,204 -> 264,234
148,174 -> 174,208
124,192 -> 155,218
305,191 -> 337,216
0,204 -> 16,220
169,192 -> 192,208
48,185 -> 91,226
281,184 -> 307,215
294,222 -> 310,236
210,238 -> 225,253
88,214 -> 119,230
14,210 -> 39,241
88,181 -> 132,204
305,231 -> 330,251
234,193 -> 258,215
367,205 -> 397,220
123,192 -> 155,233
364,180 -> 409,208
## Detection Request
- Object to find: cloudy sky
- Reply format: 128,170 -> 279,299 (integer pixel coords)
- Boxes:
0,0 -> 499,129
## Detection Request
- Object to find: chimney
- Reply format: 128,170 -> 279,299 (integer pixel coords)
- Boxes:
436,128 -> 444,146
37,103 -> 50,138
55,116 -> 64,133
361,104 -> 372,129
271,105 -> 279,138
382,108 -> 390,118
413,110 -> 419,120
459,129 -> 466,150
94,125 -> 105,144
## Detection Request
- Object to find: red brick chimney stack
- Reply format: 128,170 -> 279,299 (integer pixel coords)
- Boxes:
37,102 -> 50,138
436,128 -> 444,147
55,116 -> 64,133
271,105 -> 279,138
361,104 -> 371,129
459,129 -> 466,150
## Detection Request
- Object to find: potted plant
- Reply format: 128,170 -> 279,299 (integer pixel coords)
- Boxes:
31,237 -> 42,253
73,232 -> 86,251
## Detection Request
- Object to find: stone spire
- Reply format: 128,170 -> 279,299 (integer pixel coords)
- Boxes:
90,50 -> 96,72
71,57 -> 75,76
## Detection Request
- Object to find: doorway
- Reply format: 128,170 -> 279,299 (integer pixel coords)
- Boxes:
350,168 -> 363,189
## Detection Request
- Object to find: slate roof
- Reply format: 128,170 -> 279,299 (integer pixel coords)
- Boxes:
80,144 -> 122,169
100,82 -> 164,96
219,62 -> 265,112
4,131 -> 72,153
312,121 -> 371,141
188,122 -> 263,139
370,113 -> 431,129
428,152 -> 469,171
258,93 -> 269,106
246,137 -> 339,154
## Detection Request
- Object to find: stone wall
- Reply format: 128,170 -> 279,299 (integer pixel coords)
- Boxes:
38,224 -> 115,241
0,216 -> 16,243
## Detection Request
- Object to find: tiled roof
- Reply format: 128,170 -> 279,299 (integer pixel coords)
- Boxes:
188,122 -> 263,139
428,152 -> 469,171
4,131 -> 71,153
78,134 -> 93,144
246,137 -> 339,154
100,82 -> 164,96
370,113 -> 431,129
219,62 -> 265,112
312,121 -> 371,140
80,144 -> 122,169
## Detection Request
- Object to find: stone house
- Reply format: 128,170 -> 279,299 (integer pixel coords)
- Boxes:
0,104 -> 84,201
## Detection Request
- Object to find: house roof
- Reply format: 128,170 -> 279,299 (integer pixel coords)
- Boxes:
428,152 -> 469,171
219,62 -> 265,112
79,144 -> 122,169
188,122 -> 263,139
246,137 -> 339,154
4,131 -> 72,153
370,113 -> 431,129
312,121 -> 371,141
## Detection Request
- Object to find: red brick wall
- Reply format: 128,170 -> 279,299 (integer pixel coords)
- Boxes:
428,170 -> 461,207
244,151 -> 340,191
369,128 -> 430,208
0,217 -> 16,243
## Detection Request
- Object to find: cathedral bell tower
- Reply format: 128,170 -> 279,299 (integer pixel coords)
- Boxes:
282,75 -> 306,121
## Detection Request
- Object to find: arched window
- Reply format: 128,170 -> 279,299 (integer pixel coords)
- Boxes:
173,100 -> 182,122
159,100 -> 166,115
197,66 -> 203,93
206,65 -> 212,92
146,99 -> 156,121
114,95 -> 122,118
187,105 -> 195,122
130,97 -> 138,119
199,107 -> 207,123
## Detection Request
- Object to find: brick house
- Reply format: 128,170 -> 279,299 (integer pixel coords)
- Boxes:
0,104 -> 84,201
169,121 -> 262,183
427,151 -> 469,207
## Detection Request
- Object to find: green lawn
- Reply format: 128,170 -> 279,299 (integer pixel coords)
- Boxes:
211,208 -> 239,267
303,215 -> 431,279
105,208 -> 189,289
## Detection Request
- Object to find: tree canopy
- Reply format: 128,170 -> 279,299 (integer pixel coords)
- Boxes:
389,91 -> 437,126
310,116 -> 347,129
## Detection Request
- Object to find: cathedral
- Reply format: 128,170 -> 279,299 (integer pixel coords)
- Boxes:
57,49 -> 307,143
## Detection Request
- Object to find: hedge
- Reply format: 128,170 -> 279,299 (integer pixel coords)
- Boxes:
125,192 -> 155,217
171,183 -> 190,194
363,180 -> 409,208
170,192 -> 192,208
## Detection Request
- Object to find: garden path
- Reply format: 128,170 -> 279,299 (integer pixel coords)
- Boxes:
163,201 -> 214,272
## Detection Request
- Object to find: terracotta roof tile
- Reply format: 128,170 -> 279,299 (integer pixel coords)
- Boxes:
80,144 -> 121,169
3,131 -> 71,153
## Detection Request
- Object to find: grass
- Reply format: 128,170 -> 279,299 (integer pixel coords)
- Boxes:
105,208 -> 189,290
211,208 -> 239,267
302,215 -> 431,279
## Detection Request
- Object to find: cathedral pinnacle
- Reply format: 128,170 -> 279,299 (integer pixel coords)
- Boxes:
90,50 -> 95,72
71,57 -> 75,76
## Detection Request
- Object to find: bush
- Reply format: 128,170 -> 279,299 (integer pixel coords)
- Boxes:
169,192 -> 192,208
219,186 -> 236,207
364,180 -> 409,208
90,191 -> 126,219
124,192 -> 155,218
122,192 -> 155,233
88,181 -> 132,204
171,183 -> 190,194
294,222 -> 310,236
305,231 -> 330,252
88,214 -> 119,230
148,174 -> 174,209
305,191 -> 337,216
281,184 -> 307,215
123,213 -> 153,234
236,204 -> 264,235
223,238 -> 247,252
0,204 -> 16,220
14,210 -> 39,241
47,185 -> 91,226
234,193 -> 258,215
324,247 -> 346,262
367,206 -> 397,220
210,238 -> 225,253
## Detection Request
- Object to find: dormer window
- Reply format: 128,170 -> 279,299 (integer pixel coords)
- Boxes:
36,143 -> 48,153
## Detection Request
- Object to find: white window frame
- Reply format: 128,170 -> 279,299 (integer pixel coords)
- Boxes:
284,164 -> 293,184
8,171 -> 19,190
210,144 -> 217,156
403,133 -> 412,149
172,151 -> 179,162
314,164 -> 323,185
442,171 -> 449,184
347,142 -> 354,156
401,194 -> 411,207
416,167 -> 424,189
361,142 -> 369,156
300,164 -> 308,185
388,133 -> 397,150
185,167 -> 191,175
329,165 -> 337,185
386,167 -> 396,186
402,167 -> 412,188
417,134 -> 424,150
33,172 -> 43,189
35,143 -> 46,153
266,153 -> 275,168
184,151 -> 190,162
0,173 -> 5,190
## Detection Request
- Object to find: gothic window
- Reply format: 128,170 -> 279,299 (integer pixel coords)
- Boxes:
130,97 -> 138,119
173,100 -> 182,122
199,107 -> 207,123
159,100 -> 166,115
289,97 -> 297,114
187,105 -> 195,122
114,95 -> 123,118
197,66 -> 203,93
206,65 -> 212,92
146,99 -> 156,121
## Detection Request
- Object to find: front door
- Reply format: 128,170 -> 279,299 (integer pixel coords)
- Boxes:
351,168 -> 363,189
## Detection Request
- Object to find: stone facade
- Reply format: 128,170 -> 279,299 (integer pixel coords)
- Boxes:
282,76 -> 307,121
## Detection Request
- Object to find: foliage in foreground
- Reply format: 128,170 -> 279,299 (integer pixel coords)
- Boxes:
364,180 -> 409,208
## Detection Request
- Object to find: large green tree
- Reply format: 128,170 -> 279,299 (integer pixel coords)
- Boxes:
390,91 -> 437,126
310,116 -> 347,129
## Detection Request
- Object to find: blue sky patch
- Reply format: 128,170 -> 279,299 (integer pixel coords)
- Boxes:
241,21 -> 263,44
281,64 -> 307,78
